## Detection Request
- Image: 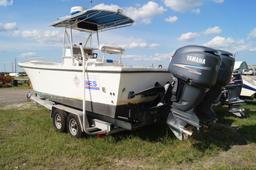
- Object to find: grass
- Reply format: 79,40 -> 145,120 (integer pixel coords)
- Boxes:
0,103 -> 256,169
12,83 -> 31,89
0,83 -> 30,90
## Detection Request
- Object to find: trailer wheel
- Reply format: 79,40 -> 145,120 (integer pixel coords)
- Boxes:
52,110 -> 67,132
67,114 -> 83,138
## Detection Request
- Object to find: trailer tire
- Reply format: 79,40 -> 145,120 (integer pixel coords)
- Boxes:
67,114 -> 83,138
52,109 -> 67,132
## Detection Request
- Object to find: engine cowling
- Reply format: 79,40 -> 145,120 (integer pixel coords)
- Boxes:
169,45 -> 221,88
216,50 -> 235,86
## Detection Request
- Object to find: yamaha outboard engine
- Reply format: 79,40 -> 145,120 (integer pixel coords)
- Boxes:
220,71 -> 246,117
196,50 -> 235,123
167,45 -> 221,140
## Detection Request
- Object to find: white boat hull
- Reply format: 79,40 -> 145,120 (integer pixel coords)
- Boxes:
20,62 -> 171,118
241,75 -> 256,97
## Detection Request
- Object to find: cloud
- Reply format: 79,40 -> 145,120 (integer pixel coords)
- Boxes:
103,39 -> 159,50
12,28 -> 159,50
178,32 -> 199,41
163,0 -> 202,12
205,36 -> 235,47
0,0 -> 13,6
0,22 -> 17,31
163,0 -> 223,13
124,53 -> 172,62
93,1 -> 165,24
165,16 -> 178,23
177,26 -> 222,42
205,36 -> 253,52
13,29 -> 62,43
249,48 -> 256,52
93,3 -> 120,11
120,42 -> 159,49
204,26 -> 222,35
213,0 -> 224,3
125,1 -> 165,24
248,28 -> 256,39
192,8 -> 200,14
99,31 -> 160,50
20,52 -> 37,58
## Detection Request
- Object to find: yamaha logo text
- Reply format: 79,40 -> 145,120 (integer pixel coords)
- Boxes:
186,55 -> 206,64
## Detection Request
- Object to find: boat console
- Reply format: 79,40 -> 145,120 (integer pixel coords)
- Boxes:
63,46 -> 94,66
63,44 -> 125,67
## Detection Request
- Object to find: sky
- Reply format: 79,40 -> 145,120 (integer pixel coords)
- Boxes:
0,0 -> 256,72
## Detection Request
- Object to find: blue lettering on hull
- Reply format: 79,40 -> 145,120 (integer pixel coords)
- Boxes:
85,80 -> 100,90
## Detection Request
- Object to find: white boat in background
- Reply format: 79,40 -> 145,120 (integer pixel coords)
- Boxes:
240,75 -> 256,97
19,7 -> 171,120
234,61 -> 256,98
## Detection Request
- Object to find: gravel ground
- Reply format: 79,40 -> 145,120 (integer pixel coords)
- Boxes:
0,88 -> 31,107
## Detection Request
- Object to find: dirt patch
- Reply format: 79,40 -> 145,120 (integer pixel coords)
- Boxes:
0,88 -> 31,107
111,158 -> 152,169
195,144 -> 256,169
1,102 -> 39,110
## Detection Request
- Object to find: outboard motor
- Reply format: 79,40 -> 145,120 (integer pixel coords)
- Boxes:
167,45 -> 221,140
220,71 -> 246,117
196,50 -> 235,123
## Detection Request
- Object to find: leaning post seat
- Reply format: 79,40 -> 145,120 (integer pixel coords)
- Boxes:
166,45 -> 221,140
196,50 -> 235,122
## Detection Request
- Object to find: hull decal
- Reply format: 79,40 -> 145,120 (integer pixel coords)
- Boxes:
242,84 -> 256,92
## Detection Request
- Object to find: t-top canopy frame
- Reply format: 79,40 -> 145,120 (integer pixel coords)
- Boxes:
51,9 -> 134,32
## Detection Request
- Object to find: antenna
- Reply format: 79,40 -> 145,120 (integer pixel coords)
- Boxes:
89,0 -> 93,7
14,57 -> 17,73
234,51 -> 238,58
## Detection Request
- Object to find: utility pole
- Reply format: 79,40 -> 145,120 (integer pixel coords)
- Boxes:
3,63 -> 6,73
14,58 -> 17,73
12,62 -> 14,72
